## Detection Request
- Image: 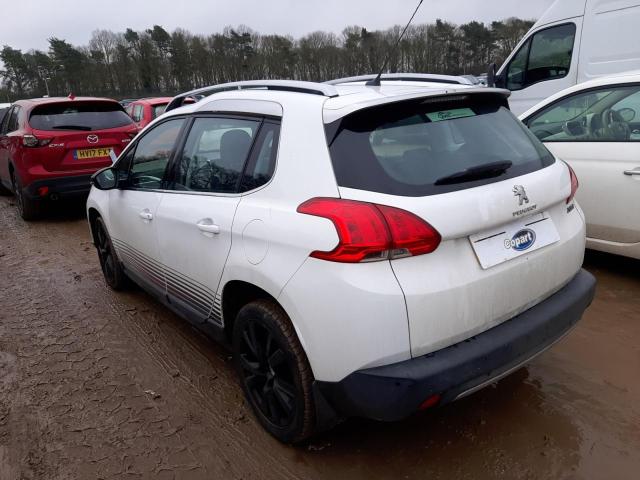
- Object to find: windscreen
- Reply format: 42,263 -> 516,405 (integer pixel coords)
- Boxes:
29,101 -> 134,131
326,96 -> 555,197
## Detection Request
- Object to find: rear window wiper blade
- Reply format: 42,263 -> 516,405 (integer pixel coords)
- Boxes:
50,125 -> 93,131
434,160 -> 513,186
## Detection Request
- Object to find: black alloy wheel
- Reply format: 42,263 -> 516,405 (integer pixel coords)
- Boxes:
233,300 -> 315,443
94,217 -> 129,290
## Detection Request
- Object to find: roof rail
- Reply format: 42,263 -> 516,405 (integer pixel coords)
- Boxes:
166,80 -> 339,112
326,73 -> 474,86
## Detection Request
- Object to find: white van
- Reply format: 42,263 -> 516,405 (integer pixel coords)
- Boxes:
492,0 -> 640,115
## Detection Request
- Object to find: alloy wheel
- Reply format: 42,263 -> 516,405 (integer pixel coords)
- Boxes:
238,319 -> 298,428
96,222 -> 117,285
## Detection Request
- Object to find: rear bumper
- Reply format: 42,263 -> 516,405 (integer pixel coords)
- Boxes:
315,269 -> 596,422
24,174 -> 93,199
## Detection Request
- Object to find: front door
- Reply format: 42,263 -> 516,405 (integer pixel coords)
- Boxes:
108,117 -> 187,293
525,83 -> 640,244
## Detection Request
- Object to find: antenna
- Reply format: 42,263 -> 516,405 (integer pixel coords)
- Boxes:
367,0 -> 425,86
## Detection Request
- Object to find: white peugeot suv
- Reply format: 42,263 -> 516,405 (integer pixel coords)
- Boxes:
87,76 -> 596,443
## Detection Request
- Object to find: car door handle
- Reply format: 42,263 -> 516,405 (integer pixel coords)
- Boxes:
139,210 -> 153,221
623,168 -> 640,176
196,219 -> 220,235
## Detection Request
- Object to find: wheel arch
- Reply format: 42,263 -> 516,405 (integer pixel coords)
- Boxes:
221,280 -> 298,345
87,207 -> 101,246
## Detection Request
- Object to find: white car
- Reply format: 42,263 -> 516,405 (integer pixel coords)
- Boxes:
520,71 -> 640,259
87,77 -> 596,443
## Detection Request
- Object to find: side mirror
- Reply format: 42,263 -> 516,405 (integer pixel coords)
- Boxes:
91,167 -> 118,190
618,107 -> 636,123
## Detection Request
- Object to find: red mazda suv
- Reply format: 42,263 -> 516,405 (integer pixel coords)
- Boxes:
0,96 -> 138,220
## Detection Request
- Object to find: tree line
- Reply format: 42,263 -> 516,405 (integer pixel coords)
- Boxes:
0,18 -> 534,101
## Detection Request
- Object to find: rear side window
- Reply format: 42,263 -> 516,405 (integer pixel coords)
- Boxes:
132,104 -> 144,123
326,96 -> 555,197
29,102 -> 133,131
152,104 -> 168,119
4,106 -> 21,133
240,122 -> 280,192
0,108 -> 9,129
170,117 -> 261,193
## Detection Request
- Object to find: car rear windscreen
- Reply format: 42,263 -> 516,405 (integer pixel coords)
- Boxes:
326,95 -> 555,197
29,102 -> 134,131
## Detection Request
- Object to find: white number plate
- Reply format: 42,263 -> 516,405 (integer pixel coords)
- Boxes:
469,212 -> 560,269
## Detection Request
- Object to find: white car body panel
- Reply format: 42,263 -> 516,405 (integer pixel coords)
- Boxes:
86,81 -> 587,385
107,189 -> 165,288
155,192 -> 241,321
337,161 -> 585,358
520,72 -> 640,259
499,0 -> 640,116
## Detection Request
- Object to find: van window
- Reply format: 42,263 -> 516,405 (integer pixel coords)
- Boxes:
326,96 -> 555,197
526,84 -> 640,142
506,23 -> 576,91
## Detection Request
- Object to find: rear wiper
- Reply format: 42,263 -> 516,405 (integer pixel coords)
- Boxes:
51,125 -> 92,131
434,160 -> 513,186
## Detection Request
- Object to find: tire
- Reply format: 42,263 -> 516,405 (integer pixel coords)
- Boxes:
11,173 -> 40,221
233,300 -> 316,443
94,216 -> 130,291
0,180 -> 11,196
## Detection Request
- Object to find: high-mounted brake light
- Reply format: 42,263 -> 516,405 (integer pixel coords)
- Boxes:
297,198 -> 441,263
566,163 -> 579,204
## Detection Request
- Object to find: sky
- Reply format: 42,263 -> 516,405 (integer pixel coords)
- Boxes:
1,0 -> 556,52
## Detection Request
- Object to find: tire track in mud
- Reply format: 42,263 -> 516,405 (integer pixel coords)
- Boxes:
0,198 -> 305,479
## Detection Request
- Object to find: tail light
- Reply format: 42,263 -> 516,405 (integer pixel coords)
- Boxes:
23,135 -> 52,148
566,163 -> 579,204
297,198 -> 441,263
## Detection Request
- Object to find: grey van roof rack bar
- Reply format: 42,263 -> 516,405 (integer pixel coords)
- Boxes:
326,73 -> 474,86
166,80 -> 340,112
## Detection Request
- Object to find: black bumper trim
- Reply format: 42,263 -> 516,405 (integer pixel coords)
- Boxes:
25,174 -> 93,199
316,269 -> 596,422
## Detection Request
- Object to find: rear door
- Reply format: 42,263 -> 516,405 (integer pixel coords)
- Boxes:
524,82 -> 640,244
28,101 -> 136,174
155,115 -> 268,324
326,94 -> 585,357
0,106 -> 22,186
108,117 -> 187,295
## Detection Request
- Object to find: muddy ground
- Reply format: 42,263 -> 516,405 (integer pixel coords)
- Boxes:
0,195 -> 638,480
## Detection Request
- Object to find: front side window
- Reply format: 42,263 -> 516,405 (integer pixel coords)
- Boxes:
507,23 -> 576,91
527,84 -> 640,142
129,118 -> 185,189
171,117 -> 260,193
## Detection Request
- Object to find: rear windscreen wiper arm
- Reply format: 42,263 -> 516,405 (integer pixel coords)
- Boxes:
51,125 -> 92,131
434,160 -> 513,186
